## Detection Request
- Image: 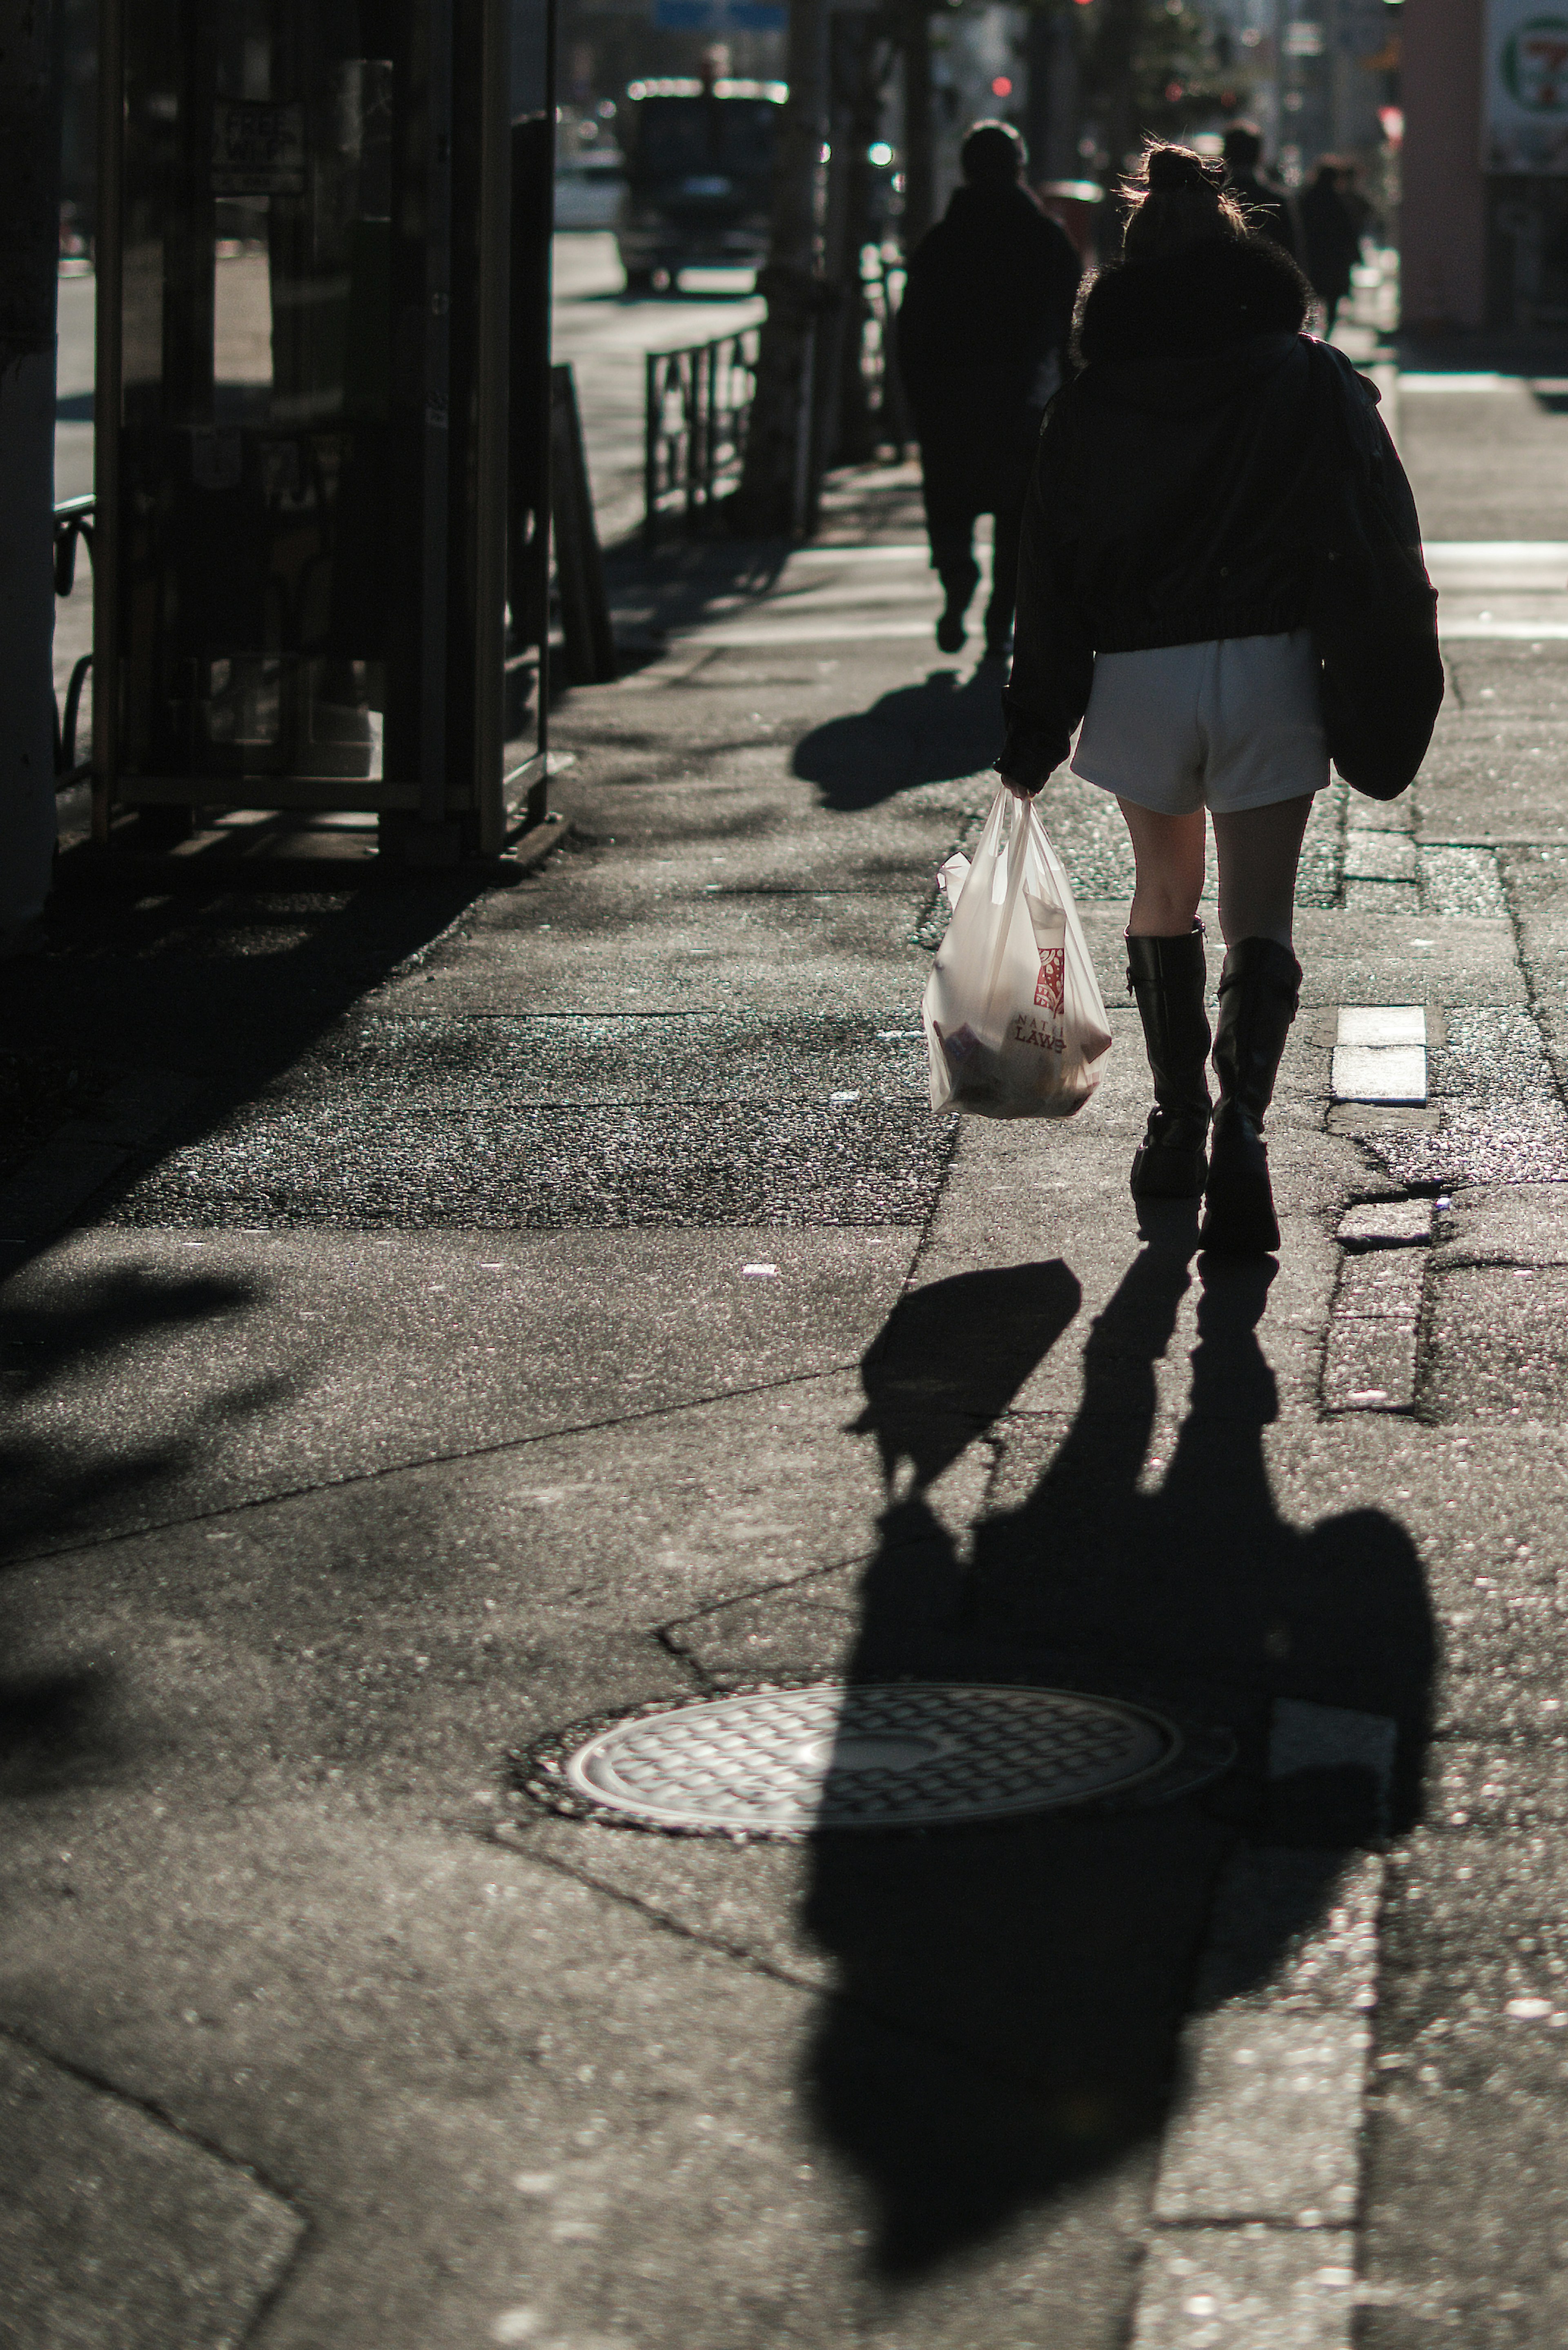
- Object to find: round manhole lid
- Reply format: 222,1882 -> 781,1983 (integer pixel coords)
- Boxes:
532,1682 -> 1184,1835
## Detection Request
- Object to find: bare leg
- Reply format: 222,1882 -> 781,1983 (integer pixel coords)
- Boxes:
1210,795 -> 1315,948
1117,799 -> 1207,936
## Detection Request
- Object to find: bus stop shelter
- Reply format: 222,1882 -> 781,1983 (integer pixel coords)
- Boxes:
90,0 -> 530,861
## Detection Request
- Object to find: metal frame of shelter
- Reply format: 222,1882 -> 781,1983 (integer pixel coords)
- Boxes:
90,0 -> 535,861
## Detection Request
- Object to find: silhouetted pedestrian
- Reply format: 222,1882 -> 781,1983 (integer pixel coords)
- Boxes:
1302,159 -> 1361,333
897,120 -> 1081,662
999,142 -> 1431,1255
1221,123 -> 1295,258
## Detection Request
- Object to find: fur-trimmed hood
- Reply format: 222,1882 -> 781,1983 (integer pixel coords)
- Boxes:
1074,233 -> 1312,372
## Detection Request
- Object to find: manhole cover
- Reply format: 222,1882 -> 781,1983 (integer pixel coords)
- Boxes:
526,1682 -> 1185,1835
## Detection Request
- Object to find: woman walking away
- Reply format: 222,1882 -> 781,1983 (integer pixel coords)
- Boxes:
998,142 -> 1428,1254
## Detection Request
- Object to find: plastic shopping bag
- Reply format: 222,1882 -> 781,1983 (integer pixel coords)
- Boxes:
922,786 -> 1113,1119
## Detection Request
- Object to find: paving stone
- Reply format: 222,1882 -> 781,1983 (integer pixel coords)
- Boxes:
1188,1848 -> 1384,2013
1321,1318 -> 1420,1412
1418,846 -> 1509,919
1343,879 -> 1420,917
1152,2009 -> 1372,2225
1331,1045 -> 1428,1104
1344,833 -> 1418,884
1333,1252 -> 1427,1317
1336,1008 -> 1426,1049
1337,1200 -> 1433,1246
1129,2228 -> 1357,2350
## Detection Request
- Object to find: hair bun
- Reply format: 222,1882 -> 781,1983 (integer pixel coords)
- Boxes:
1146,145 -> 1225,194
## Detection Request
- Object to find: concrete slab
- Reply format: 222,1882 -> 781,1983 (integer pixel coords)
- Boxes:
0,1229 -> 913,1558
0,2031 -> 303,2350
1290,915 -> 1524,1007
0,1805 -> 1156,2350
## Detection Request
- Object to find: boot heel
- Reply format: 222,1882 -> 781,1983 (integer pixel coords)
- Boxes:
1198,1112 -> 1279,1251
1130,1127 -> 1208,1200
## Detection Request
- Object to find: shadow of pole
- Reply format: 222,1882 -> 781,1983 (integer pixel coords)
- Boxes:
801,1221 -> 1434,2282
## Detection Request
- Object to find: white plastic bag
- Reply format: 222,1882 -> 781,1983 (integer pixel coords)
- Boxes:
922,786 -> 1113,1119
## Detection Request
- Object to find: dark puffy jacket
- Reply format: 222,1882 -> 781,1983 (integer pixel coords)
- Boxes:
898,181 -> 1082,489
1000,234 -> 1420,786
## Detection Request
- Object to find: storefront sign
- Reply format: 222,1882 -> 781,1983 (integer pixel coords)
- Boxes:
212,101 -> 307,196
1486,0 -> 1568,172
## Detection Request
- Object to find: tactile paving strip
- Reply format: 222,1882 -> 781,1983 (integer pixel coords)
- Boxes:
530,1682 -> 1183,1834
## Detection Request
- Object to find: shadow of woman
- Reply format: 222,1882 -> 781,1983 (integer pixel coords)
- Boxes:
792,664 -> 1005,810
800,1217 -> 1434,2284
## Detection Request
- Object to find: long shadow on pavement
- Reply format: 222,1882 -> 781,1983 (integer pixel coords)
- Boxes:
792,663 -> 1006,810
803,1217 -> 1434,2277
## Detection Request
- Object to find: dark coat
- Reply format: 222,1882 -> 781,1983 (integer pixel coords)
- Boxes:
897,181 -> 1082,502
1000,233 -> 1422,785
1227,167 -> 1296,259
1303,176 -> 1361,308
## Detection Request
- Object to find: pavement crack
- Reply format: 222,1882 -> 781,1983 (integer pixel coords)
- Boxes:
0,1360 -> 872,1571
0,2018 -> 314,2236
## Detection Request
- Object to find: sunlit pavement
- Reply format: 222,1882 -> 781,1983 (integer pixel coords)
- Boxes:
11,274 -> 1568,2347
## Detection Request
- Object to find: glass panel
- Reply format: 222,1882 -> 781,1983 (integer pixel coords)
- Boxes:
116,0 -> 414,787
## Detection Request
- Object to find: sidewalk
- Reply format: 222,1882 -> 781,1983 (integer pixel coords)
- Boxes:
4,391 -> 1568,2348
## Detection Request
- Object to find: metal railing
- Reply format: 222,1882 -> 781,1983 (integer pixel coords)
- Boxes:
53,492 -> 95,787
640,261 -> 910,544
644,327 -> 760,547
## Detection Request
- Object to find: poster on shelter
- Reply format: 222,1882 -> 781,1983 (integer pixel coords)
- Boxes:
1486,0 -> 1568,171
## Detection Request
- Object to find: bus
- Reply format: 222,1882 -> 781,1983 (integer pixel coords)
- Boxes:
617,78 -> 784,293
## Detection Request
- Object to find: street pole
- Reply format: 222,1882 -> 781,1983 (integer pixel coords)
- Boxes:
532,0 -> 556,815
0,0 -> 61,953
735,0 -> 830,533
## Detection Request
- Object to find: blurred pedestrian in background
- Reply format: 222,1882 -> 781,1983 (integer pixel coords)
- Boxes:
898,120 -> 1082,662
1302,158 -> 1361,334
1221,123 -> 1295,257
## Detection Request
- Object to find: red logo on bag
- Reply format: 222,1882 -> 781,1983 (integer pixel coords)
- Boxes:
1035,949 -> 1065,1013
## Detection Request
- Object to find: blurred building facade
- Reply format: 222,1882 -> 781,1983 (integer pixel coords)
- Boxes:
1405,0 -> 1568,332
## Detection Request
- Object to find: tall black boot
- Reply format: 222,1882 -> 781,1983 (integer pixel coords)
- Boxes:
1199,936 -> 1303,1255
1126,925 -> 1212,1200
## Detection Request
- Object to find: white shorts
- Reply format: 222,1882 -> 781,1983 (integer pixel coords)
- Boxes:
1070,631 -> 1329,818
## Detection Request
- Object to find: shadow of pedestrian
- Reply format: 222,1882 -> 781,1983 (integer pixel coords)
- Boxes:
792,664 -> 1006,810
801,1217 -> 1434,2280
